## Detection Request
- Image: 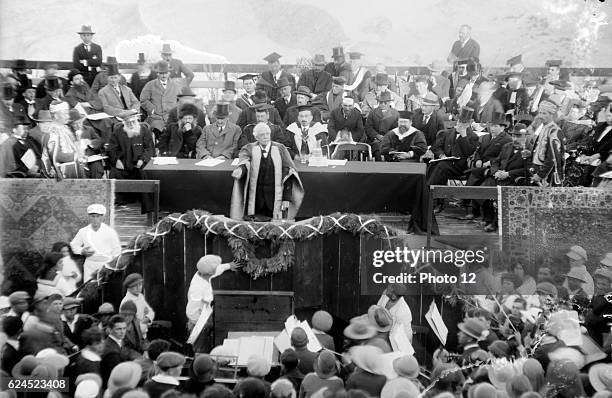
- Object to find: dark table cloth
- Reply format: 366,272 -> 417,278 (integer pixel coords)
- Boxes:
144,160 -> 430,232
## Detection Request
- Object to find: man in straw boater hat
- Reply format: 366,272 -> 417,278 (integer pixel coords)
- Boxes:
140,61 -> 182,135
186,255 -> 240,353
73,25 -> 103,86
297,54 -> 333,95
98,59 -> 140,116
160,43 -> 194,86
70,204 -> 121,283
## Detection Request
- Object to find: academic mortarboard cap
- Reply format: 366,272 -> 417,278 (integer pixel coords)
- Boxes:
456,59 -> 469,66
348,52 -> 363,60
398,110 -> 413,120
545,59 -> 562,67
332,47 -> 345,59
263,52 -> 282,63
224,80 -> 236,93
255,78 -> 274,89
136,53 -> 146,64
507,71 -> 523,79
238,74 -> 257,81
506,54 -> 522,66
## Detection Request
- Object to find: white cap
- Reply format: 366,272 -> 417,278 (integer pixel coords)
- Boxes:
74,380 -> 100,398
87,203 -> 106,215
566,245 -> 588,261
601,253 -> 612,268
342,97 -> 354,106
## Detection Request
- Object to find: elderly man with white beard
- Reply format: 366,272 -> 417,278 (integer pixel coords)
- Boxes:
107,110 -> 155,210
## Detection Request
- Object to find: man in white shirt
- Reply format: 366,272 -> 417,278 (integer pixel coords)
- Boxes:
376,283 -> 413,342
70,203 -> 122,283
186,255 -> 239,353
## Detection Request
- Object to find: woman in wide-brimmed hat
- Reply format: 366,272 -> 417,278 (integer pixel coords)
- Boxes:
345,345 -> 387,398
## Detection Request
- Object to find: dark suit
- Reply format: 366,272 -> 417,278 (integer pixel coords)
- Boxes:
381,128 -> 428,160
324,62 -> 352,82
35,76 -> 69,99
166,104 -> 207,129
494,87 -> 530,116
327,107 -> 365,142
167,58 -> 194,85
466,132 -> 513,186
73,42 -> 103,85
100,337 -> 140,386
237,106 -> 284,131
428,127 -> 479,185
283,105 -> 321,127
449,38 -> 480,62
475,97 -> 504,124
591,122 -> 612,161
365,107 -> 399,160
297,69 -> 333,95
1,343 -> 20,375
274,94 -> 297,121
412,109 -> 447,146
236,122 -> 297,158
259,70 -> 297,101
129,71 -> 157,99
158,122 -> 202,158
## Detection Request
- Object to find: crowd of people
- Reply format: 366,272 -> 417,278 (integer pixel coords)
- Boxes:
2,22 -> 612,398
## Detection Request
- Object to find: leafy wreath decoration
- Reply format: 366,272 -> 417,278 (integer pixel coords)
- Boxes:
90,210 -> 399,284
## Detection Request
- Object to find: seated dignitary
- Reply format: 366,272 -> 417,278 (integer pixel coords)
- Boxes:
107,110 -> 155,212
273,77 -> 296,121
327,96 -> 365,143
140,61 -> 182,137
364,91 -> 399,161
361,72 -> 404,118
283,86 -> 322,127
196,103 -> 241,160
312,76 -> 347,122
236,103 -> 297,158
0,116 -> 44,177
237,90 -> 284,130
230,122 -> 304,221
98,61 -> 140,116
157,103 -> 202,158
285,104 -> 329,162
297,54 -> 333,95
166,86 -> 207,129
428,107 -> 479,212
381,110 -> 427,161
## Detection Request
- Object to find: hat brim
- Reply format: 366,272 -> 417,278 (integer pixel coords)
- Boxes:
367,307 -> 393,333
343,323 -> 377,340
77,31 -> 95,34
589,363 -> 612,392
565,251 -> 583,260
109,362 -> 142,390
457,323 -> 481,340
565,274 -> 587,283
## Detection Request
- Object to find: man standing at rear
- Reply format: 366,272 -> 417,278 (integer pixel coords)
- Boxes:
447,24 -> 480,64
160,43 -> 194,87
259,52 -> 297,101
72,25 -> 102,86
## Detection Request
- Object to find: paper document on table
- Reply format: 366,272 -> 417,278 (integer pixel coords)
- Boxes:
195,158 -> 225,167
599,170 -> 612,179
86,154 -> 108,163
429,156 -> 460,163
326,159 -> 347,166
153,157 -> 178,165
85,112 -> 112,120
425,301 -> 448,345
21,149 -> 36,170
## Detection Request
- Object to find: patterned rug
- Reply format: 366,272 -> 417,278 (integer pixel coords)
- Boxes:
0,179 -> 115,278
500,187 -> 612,271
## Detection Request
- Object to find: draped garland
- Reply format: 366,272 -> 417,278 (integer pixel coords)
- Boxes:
99,210 -> 399,281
